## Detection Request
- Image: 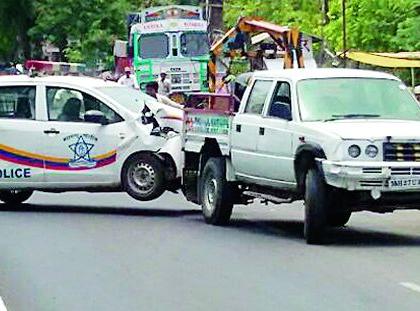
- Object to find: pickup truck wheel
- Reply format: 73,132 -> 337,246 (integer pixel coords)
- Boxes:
327,210 -> 352,227
304,167 -> 328,244
0,190 -> 33,205
123,154 -> 165,201
200,157 -> 233,225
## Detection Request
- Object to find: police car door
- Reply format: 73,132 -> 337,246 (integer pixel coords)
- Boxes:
42,86 -> 122,186
0,84 -> 44,187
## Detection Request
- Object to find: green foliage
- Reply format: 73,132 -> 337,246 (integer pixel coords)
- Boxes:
0,0 -> 418,68
224,0 -> 322,35
324,0 -> 418,52
29,0 -> 132,65
0,0 -> 35,61
28,0 -> 181,65
224,0 -> 419,53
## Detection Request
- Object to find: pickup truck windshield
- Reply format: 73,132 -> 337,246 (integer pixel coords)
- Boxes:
297,78 -> 420,121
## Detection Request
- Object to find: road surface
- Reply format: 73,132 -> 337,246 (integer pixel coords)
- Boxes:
0,191 -> 419,310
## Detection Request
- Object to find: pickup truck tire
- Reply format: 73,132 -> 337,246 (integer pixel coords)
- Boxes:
0,190 -> 33,205
122,154 -> 165,201
200,157 -> 233,226
327,210 -> 352,227
304,167 -> 328,244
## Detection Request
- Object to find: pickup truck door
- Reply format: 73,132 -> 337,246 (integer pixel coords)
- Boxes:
231,79 -> 274,178
255,81 -> 295,183
42,86 -> 123,186
0,84 -> 45,187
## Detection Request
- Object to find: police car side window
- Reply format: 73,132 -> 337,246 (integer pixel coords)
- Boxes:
83,93 -> 123,124
0,86 -> 35,120
46,87 -> 123,124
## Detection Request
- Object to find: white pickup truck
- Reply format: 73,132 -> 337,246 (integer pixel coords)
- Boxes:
181,68 -> 420,244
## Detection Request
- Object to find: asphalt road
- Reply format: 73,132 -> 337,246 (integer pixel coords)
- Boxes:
0,191 -> 420,311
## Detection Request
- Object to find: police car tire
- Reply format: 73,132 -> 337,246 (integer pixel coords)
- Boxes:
0,190 -> 33,205
304,167 -> 328,244
122,154 -> 165,201
200,157 -> 233,226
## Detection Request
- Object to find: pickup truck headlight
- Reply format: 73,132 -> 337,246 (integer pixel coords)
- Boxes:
365,145 -> 379,158
348,145 -> 361,158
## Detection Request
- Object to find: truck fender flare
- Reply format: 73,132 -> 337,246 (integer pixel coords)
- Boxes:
294,143 -> 327,194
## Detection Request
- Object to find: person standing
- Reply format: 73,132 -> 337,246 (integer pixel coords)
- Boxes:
157,70 -> 171,96
118,67 -> 139,89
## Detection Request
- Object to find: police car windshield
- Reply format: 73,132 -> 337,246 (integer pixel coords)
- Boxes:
96,86 -> 154,114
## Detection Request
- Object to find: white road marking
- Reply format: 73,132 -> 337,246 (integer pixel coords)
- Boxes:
400,282 -> 420,293
0,297 -> 7,311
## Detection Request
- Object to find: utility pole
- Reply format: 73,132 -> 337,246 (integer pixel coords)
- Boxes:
207,0 -> 224,38
342,0 -> 347,67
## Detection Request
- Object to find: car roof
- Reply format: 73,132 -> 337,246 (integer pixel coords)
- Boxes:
251,68 -> 400,82
0,74 -> 121,88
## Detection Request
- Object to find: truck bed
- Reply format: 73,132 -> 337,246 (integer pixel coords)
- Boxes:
183,108 -> 233,156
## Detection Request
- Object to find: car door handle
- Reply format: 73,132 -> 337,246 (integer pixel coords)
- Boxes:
43,128 -> 60,134
259,127 -> 265,135
236,124 -> 241,132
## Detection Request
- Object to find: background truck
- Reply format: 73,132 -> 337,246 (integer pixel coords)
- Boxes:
181,68 -> 420,244
114,5 -> 210,96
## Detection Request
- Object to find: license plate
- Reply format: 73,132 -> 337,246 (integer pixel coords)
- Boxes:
388,178 -> 420,190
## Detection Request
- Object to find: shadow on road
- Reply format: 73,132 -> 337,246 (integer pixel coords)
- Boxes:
0,203 -> 200,218
228,218 -> 420,247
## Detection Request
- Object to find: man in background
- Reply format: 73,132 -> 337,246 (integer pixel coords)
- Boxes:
146,81 -> 183,109
157,70 -> 171,96
118,67 -> 138,89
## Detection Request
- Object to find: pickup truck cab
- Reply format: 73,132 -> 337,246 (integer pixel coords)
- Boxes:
182,68 -> 420,244
0,75 -> 181,204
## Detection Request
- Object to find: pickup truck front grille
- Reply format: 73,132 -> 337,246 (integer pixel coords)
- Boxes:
359,180 -> 384,187
383,142 -> 420,162
391,167 -> 420,176
362,167 -> 382,174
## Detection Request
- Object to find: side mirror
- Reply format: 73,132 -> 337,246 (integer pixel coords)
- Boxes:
84,110 -> 108,125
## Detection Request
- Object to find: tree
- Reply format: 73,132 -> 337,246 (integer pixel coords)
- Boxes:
29,0 -> 177,65
224,0 -> 419,53
0,0 -> 35,61
324,0 -> 418,52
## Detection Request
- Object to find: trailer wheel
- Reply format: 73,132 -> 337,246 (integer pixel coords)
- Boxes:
122,154 -> 165,201
304,167 -> 329,244
200,157 -> 233,225
0,190 -> 33,205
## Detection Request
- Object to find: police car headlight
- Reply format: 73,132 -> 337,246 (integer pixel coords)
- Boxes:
348,145 -> 361,158
365,145 -> 378,158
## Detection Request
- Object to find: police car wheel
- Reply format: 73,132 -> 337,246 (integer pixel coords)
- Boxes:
123,154 -> 165,201
0,190 -> 33,205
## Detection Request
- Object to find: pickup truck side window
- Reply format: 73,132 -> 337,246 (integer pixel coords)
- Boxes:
46,87 -> 123,124
268,81 -> 292,120
0,86 -> 36,120
244,80 -> 272,114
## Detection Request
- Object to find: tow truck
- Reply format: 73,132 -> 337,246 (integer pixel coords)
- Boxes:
181,68 -> 420,244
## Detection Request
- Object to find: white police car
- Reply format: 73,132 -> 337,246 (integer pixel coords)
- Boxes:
0,75 -> 182,204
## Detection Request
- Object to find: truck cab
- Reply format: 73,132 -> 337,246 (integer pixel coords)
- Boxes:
182,68 -> 420,244
129,5 -> 210,95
